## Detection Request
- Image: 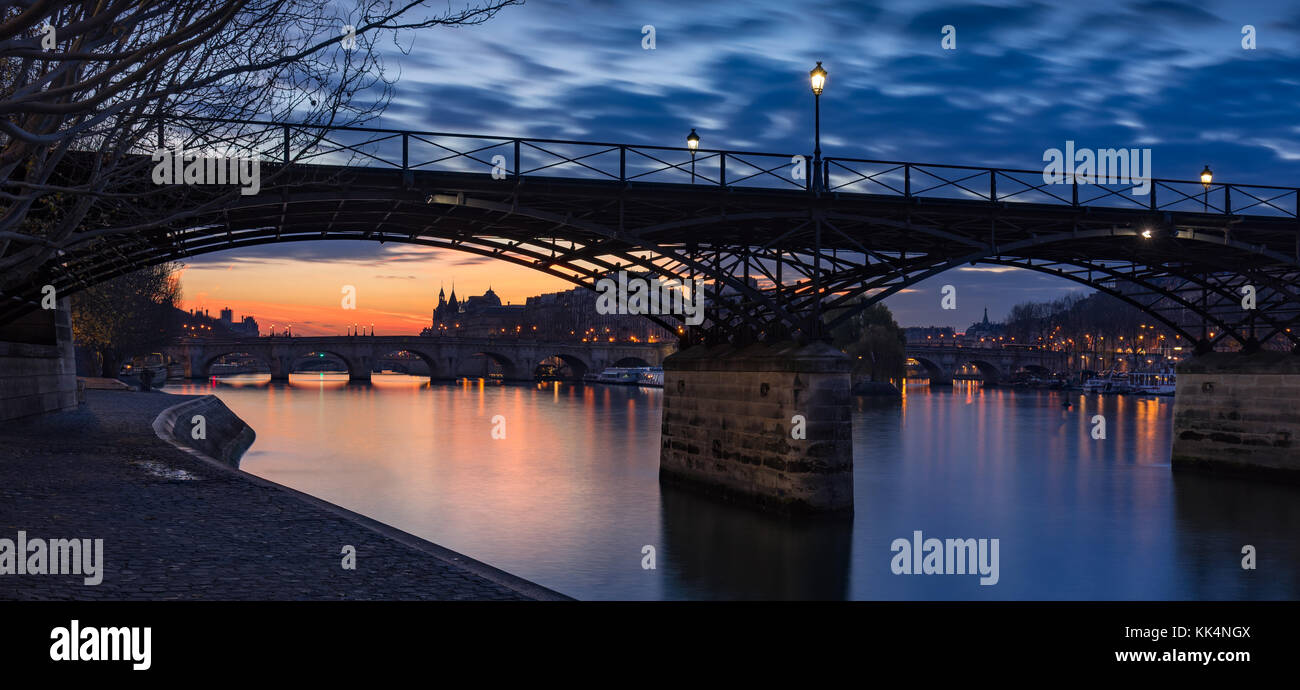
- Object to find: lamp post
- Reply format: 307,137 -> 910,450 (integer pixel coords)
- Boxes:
809,61 -> 827,192
1200,165 -> 1213,212
686,128 -> 699,183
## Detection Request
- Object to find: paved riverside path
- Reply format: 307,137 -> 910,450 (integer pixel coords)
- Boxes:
0,390 -> 560,601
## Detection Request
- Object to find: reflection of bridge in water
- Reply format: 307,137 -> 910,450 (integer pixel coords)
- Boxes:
165,336 -> 674,382
905,344 -> 1070,385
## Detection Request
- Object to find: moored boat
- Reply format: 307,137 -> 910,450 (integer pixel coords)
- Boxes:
591,366 -> 664,386
1082,371 -> 1132,394
1130,365 -> 1176,396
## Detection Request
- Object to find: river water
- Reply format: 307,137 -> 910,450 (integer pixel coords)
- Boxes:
169,375 -> 1300,600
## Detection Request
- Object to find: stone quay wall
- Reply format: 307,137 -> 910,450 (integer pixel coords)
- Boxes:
152,395 -> 256,468
0,298 -> 78,423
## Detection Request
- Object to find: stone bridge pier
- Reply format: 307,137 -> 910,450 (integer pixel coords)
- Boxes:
659,341 -> 854,516
1172,352 -> 1300,478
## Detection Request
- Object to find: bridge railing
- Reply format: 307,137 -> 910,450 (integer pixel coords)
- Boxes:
176,116 -> 806,190
824,158 -> 1300,219
174,117 -> 1300,218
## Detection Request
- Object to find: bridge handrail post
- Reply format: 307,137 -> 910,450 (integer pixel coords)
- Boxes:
1225,185 -> 1231,215
720,153 -> 726,187
619,145 -> 626,182
282,124 -> 290,164
514,139 -> 521,178
402,132 -> 409,170
990,169 -> 996,202
904,163 -> 911,198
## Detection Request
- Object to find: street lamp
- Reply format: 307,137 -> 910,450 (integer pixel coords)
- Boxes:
1200,165 -> 1213,212
686,129 -> 699,183
809,61 -> 827,191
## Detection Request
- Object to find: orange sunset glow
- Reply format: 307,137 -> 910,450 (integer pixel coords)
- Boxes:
176,243 -> 574,336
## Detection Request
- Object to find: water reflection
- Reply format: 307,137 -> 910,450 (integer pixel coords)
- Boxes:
165,375 -> 1300,600
1170,473 -> 1300,600
659,483 -> 851,600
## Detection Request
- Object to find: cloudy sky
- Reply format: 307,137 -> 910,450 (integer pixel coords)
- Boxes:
181,0 -> 1300,335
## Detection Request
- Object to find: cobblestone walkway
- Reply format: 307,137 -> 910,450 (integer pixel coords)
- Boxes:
0,390 -> 548,600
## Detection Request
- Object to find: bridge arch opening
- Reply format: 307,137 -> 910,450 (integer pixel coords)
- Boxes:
372,349 -> 439,381
535,354 -> 589,381
202,352 -> 273,381
463,351 -> 517,381
905,356 -> 948,383
289,351 -> 357,380
839,251 -> 1300,353
957,359 -> 1003,385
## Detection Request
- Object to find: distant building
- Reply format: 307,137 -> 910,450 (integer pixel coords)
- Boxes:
905,326 -> 956,344
428,284 -> 526,337
965,307 -> 1005,340
179,306 -> 258,337
235,316 -> 259,337
423,281 -> 675,342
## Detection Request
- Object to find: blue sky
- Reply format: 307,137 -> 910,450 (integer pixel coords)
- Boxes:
189,0 -> 1300,331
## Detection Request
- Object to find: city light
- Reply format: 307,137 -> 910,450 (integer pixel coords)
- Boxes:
809,61 -> 827,95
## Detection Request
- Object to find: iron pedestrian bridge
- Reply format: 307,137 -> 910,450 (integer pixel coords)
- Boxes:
162,335 -> 674,381
5,117 -> 1300,350
904,343 -> 1071,385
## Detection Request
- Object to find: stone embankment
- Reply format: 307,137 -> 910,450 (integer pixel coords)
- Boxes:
0,389 -> 567,601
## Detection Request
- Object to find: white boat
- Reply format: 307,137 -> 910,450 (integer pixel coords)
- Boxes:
1130,365 -> 1176,396
1081,375 -> 1107,393
639,367 -> 664,387
596,367 -> 639,384
1082,372 -> 1132,394
593,366 -> 664,386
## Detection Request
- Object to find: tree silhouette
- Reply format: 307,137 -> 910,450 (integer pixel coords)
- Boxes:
826,298 -> 906,383
0,0 -> 519,308
71,262 -> 180,377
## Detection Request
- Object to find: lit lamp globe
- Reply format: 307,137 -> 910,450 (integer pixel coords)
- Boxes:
686,129 -> 700,154
809,61 -> 827,95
